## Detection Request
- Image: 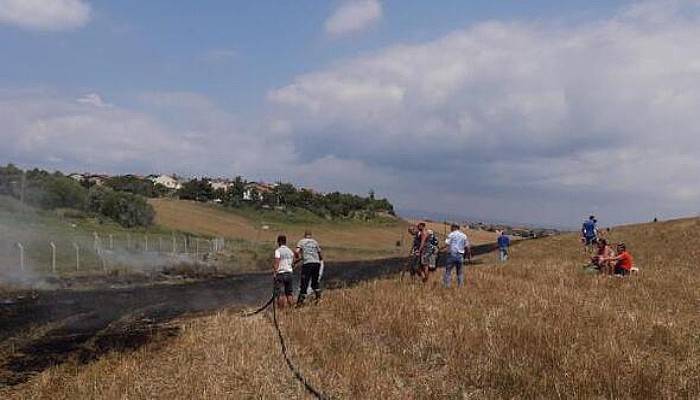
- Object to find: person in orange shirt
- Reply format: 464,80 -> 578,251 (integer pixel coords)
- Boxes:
607,243 -> 634,276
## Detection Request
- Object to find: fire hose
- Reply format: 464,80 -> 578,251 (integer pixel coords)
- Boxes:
242,262 -> 331,400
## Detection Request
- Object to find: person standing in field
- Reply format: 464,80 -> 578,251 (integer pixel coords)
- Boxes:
443,223 -> 468,287
407,224 -> 421,277
273,235 -> 295,309
426,229 -> 439,274
416,222 -> 430,283
295,230 -> 323,305
581,215 -> 598,246
497,231 -> 511,262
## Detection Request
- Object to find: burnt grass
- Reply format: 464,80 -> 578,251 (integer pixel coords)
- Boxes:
0,242 -> 500,387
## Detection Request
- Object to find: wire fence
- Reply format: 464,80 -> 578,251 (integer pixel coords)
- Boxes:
0,232 -> 228,277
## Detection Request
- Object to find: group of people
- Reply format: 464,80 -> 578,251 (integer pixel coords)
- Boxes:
273,230 -> 323,309
407,222 -> 511,288
582,215 -> 636,276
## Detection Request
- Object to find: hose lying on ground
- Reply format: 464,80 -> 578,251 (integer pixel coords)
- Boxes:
271,299 -> 331,400
240,294 -> 275,317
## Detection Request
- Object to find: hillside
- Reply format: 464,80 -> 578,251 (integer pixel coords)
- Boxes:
150,198 -> 500,257
5,218 -> 698,398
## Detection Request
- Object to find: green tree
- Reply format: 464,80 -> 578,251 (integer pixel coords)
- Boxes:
177,178 -> 215,202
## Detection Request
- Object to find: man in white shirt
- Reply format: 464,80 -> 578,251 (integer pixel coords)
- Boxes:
274,235 -> 295,309
295,230 -> 323,306
443,224 -> 469,287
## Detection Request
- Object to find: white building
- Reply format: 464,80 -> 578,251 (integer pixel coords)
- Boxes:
210,179 -> 233,192
148,174 -> 182,190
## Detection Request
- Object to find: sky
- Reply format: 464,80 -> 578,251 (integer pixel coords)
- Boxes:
1,0 -> 699,228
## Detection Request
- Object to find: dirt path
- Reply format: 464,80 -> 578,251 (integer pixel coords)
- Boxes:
0,243 -> 499,387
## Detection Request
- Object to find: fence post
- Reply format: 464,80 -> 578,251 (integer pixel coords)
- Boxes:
50,242 -> 56,274
159,237 -> 163,253
144,234 -> 149,252
16,242 -> 24,271
172,235 -> 176,254
127,233 -> 131,250
99,248 -> 107,272
195,238 -> 200,260
183,236 -> 188,254
93,231 -> 99,252
109,234 -> 114,250
73,243 -> 80,271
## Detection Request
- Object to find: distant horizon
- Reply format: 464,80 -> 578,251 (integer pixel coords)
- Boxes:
4,160 -> 694,230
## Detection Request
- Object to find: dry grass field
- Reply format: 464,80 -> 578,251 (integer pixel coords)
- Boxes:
151,199 -> 499,260
4,218 -> 698,399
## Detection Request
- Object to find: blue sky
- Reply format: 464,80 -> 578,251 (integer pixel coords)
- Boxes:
2,0 -> 700,227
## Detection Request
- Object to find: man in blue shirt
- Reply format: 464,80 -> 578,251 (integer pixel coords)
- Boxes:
581,216 -> 598,246
497,231 -> 511,262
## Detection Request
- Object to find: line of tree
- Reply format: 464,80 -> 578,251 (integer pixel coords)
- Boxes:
1,164 -> 396,223
177,178 -> 395,220
0,164 -> 154,227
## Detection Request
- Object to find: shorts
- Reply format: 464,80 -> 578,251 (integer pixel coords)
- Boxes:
428,253 -> 438,271
614,266 -> 630,276
410,255 -> 422,275
274,272 -> 294,296
420,251 -> 431,267
584,236 -> 597,246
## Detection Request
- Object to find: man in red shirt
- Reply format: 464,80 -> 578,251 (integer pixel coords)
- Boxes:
608,243 -> 634,276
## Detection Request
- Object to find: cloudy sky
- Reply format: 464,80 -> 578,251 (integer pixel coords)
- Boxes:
2,0 -> 699,227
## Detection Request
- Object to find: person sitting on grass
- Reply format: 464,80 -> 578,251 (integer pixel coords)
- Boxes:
606,243 -> 634,277
273,235 -> 295,309
591,239 -> 615,274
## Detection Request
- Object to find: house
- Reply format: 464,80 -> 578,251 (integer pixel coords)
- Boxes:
210,178 -> 234,192
148,174 -> 182,190
69,173 -> 108,186
87,175 -> 109,186
243,182 -> 274,201
68,173 -> 85,182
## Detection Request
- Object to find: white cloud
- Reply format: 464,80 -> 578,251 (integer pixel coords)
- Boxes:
0,0 -> 91,31
0,90 -> 297,178
270,0 -> 700,224
324,0 -> 382,36
76,93 -> 110,108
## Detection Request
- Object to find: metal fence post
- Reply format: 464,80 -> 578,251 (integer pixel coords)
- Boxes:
16,242 -> 24,271
93,232 -> 99,252
50,242 -> 56,274
172,235 -> 177,254
109,234 -> 114,250
195,238 -> 200,260
144,234 -> 149,252
74,243 -> 80,271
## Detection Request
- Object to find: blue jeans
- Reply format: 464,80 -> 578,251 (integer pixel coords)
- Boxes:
499,248 -> 508,262
444,253 -> 464,287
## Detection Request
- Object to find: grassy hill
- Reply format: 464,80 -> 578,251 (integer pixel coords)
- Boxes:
6,218 -> 698,398
150,198 -> 500,260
